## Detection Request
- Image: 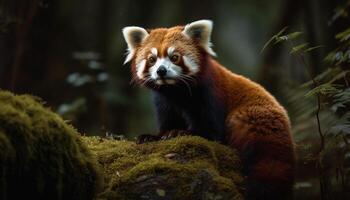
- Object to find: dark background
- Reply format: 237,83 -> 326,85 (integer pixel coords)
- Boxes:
1,0 -> 349,199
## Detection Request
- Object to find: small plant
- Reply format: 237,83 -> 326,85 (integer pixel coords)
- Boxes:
262,24 -> 350,199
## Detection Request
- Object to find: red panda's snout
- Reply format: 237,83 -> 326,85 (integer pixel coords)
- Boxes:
122,20 -> 216,87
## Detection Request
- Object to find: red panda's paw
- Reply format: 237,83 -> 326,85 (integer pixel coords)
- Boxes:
136,134 -> 160,144
159,130 -> 190,140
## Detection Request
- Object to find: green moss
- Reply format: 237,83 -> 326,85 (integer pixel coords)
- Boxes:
0,90 -> 102,200
0,90 -> 243,200
83,136 -> 244,200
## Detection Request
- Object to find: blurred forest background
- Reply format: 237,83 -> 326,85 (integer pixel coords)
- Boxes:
0,0 -> 349,199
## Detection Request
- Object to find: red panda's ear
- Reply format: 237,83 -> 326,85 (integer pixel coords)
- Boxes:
122,26 -> 149,64
182,20 -> 217,57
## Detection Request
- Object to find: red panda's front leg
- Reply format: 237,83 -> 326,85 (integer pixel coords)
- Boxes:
227,106 -> 295,200
136,94 -> 189,144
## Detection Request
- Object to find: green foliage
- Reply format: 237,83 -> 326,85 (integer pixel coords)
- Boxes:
304,83 -> 342,97
290,43 -> 309,54
325,28 -> 350,66
335,28 -> 350,42
329,1 -> 350,24
333,88 -> 350,110
260,26 -> 288,53
301,67 -> 348,88
263,13 -> 350,197
261,27 -> 325,56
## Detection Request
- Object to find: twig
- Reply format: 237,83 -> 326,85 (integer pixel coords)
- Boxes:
287,40 -> 327,199
288,41 -> 325,153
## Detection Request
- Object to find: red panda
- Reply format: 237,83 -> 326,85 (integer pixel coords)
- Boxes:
122,20 -> 295,199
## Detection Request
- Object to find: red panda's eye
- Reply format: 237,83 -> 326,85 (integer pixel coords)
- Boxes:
170,54 -> 179,62
148,56 -> 156,65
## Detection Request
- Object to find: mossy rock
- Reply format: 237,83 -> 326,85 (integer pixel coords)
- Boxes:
0,90 -> 243,199
0,91 -> 102,200
83,136 -> 244,200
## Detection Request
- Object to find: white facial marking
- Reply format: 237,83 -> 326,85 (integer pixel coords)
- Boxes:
166,79 -> 176,84
183,56 -> 199,74
122,26 -> 149,64
156,79 -> 164,85
124,52 -> 134,65
149,57 -> 182,84
151,48 -> 158,57
136,59 -> 146,78
167,46 -> 175,56
182,20 -> 217,57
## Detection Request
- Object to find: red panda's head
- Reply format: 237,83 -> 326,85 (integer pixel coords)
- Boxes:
122,20 -> 216,88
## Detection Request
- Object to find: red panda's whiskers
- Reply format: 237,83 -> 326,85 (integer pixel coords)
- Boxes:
134,74 -> 151,87
130,76 -> 139,85
180,75 -> 196,84
179,75 -> 196,85
140,78 -> 152,86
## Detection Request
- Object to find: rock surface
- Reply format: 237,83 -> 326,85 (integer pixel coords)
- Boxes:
0,90 -> 243,200
84,136 -> 243,200
0,91 -> 101,200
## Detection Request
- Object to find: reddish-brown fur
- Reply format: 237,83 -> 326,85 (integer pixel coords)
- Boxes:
127,25 -> 295,199
207,59 -> 295,197
133,27 -> 201,65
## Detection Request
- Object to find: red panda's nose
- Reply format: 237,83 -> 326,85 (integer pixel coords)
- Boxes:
157,66 -> 167,77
